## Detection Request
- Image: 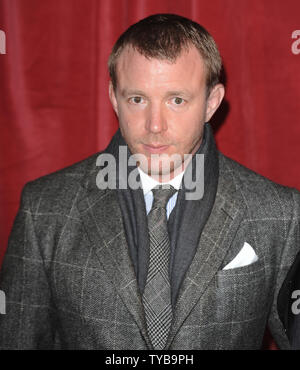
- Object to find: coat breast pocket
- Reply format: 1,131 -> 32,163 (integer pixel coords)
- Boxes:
215,259 -> 268,323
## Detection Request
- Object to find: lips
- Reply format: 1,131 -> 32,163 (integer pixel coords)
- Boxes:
143,144 -> 170,154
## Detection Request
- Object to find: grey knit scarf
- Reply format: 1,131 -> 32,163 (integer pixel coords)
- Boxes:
104,123 -> 219,307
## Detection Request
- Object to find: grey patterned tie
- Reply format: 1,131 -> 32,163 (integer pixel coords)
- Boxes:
143,184 -> 177,350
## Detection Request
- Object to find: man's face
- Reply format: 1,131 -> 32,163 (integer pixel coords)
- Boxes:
109,46 -> 224,181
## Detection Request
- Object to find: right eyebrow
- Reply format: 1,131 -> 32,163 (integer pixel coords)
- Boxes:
120,89 -> 146,97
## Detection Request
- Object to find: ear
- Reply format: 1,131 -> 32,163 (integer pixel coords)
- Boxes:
205,83 -> 225,122
109,81 -> 119,116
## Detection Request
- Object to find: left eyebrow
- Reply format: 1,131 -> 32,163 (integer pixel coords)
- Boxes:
166,90 -> 193,98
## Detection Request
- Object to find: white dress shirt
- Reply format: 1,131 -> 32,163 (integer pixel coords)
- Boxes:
137,168 -> 184,219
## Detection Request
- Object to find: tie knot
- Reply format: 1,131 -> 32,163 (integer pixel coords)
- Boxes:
151,185 -> 177,209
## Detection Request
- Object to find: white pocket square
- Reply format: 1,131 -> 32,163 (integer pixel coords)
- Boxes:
223,242 -> 258,270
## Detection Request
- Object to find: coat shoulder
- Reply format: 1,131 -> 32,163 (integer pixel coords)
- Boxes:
219,152 -> 300,218
20,152 -> 101,213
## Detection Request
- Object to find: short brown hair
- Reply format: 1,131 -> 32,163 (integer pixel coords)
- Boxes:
108,13 -> 222,95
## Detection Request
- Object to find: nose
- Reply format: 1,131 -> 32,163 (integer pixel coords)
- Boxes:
145,103 -> 167,134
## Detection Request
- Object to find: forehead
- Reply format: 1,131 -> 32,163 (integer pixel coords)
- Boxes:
115,46 -> 207,91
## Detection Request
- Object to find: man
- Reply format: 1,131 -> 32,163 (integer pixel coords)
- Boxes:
0,13 -> 299,350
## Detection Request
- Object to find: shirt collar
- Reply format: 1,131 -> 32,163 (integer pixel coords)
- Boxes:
137,167 -> 184,196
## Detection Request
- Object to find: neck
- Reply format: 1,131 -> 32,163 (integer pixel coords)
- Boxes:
142,154 -> 193,183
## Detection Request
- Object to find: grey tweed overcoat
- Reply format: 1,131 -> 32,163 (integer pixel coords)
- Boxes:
0,151 -> 299,349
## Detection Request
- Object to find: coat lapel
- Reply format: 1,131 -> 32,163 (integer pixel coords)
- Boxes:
166,156 -> 246,348
76,163 -> 152,348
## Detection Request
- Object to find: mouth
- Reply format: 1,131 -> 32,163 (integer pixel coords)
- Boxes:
143,144 -> 170,154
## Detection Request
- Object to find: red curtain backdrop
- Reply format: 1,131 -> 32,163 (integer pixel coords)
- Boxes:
1,0 -> 300,349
